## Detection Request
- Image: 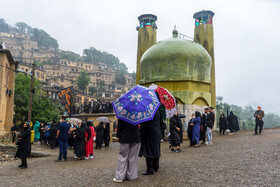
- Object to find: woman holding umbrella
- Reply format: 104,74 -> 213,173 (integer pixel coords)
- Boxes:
113,119 -> 141,183
112,85 -> 161,183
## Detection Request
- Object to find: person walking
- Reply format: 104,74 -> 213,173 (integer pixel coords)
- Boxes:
95,122 -> 104,149
33,121 -> 40,143
15,122 -> 31,169
170,113 -> 181,152
55,116 -> 70,162
139,109 -> 164,175
74,122 -> 86,160
49,122 -> 57,149
113,119 -> 141,183
206,107 -> 215,145
103,123 -> 110,147
44,122 -> 51,146
219,113 -> 227,135
85,121 -> 96,159
228,112 -> 239,135
187,114 -> 195,146
200,108 -> 208,144
254,106 -> 265,135
192,111 -> 201,148
39,122 -> 45,145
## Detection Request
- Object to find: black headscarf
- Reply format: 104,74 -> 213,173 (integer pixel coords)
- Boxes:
84,122 -> 92,140
195,111 -> 201,118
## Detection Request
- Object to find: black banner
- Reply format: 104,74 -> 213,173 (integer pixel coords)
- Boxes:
58,86 -> 74,115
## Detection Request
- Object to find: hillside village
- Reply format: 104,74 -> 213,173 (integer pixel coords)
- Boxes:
0,19 -> 135,108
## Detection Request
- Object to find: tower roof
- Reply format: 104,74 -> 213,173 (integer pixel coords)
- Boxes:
193,10 -> 215,19
138,14 -> 157,21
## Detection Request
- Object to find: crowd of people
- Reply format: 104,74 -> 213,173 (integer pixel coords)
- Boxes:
74,100 -> 114,114
13,116 -> 111,168
13,104 -> 265,182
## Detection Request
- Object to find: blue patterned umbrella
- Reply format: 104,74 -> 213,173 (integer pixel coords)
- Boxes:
112,85 -> 161,125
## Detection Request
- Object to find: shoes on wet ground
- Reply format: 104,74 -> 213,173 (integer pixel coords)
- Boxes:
170,149 -> 175,152
55,159 -> 61,162
143,171 -> 154,175
176,149 -> 181,152
18,165 -> 23,168
84,157 -> 89,160
20,166 -> 27,169
113,178 -> 123,183
89,156 -> 94,159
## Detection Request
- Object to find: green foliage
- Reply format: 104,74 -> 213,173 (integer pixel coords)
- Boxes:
31,28 -> 59,49
59,51 -> 79,61
0,18 -> 10,32
82,47 -> 128,73
131,72 -> 136,85
14,74 -> 62,123
88,86 -> 97,96
76,71 -> 90,91
115,72 -> 126,85
216,96 -> 280,130
33,59 -> 43,68
13,21 -> 59,49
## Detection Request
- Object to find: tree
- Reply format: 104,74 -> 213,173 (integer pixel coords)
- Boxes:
131,72 -> 136,85
88,86 -> 97,96
115,72 -> 126,85
15,22 -> 32,34
0,18 -> 10,32
76,71 -> 90,91
14,74 -> 62,123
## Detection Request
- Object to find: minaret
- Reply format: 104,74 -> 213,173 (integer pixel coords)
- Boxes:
193,10 -> 216,107
136,14 -> 157,84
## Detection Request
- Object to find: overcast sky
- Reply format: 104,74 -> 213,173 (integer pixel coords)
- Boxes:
2,0 -> 280,114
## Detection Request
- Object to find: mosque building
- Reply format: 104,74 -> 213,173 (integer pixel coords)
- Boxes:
136,10 -> 216,124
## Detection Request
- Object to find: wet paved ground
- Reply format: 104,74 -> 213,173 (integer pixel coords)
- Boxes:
1,129 -> 280,187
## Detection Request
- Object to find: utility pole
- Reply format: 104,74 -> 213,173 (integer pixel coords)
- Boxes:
28,63 -> 36,122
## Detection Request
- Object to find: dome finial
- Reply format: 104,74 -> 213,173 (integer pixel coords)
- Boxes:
172,25 -> 178,38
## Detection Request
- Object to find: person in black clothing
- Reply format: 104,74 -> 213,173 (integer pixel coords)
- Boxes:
227,111 -> 239,135
254,106 -> 265,135
95,122 -> 104,149
49,122 -> 57,149
200,108 -> 208,144
187,113 -> 195,146
74,122 -> 86,160
103,123 -> 110,147
139,109 -> 165,175
169,113 -> 181,152
39,122 -> 45,145
11,123 -> 18,143
219,113 -> 227,135
15,122 -> 31,169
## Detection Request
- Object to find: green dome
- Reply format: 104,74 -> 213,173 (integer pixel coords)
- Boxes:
139,33 -> 212,84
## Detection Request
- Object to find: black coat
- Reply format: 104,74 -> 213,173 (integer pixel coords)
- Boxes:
15,129 -> 31,159
103,124 -> 110,144
95,123 -> 104,145
207,112 -> 215,129
116,119 -> 141,144
49,125 -> 57,148
74,128 -> 85,157
228,113 -> 239,132
219,116 -> 227,130
169,115 -> 181,146
139,109 -> 164,158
